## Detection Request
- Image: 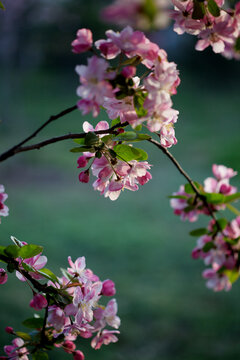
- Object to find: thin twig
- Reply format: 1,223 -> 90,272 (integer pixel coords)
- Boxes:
148,138 -> 221,229
0,105 -> 77,162
0,121 -> 128,160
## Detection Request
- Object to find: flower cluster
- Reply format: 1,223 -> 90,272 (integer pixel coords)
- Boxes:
0,238 -> 120,359
0,185 -> 9,224
71,26 -> 180,199
170,164 -> 237,222
100,0 -> 171,30
76,121 -> 152,200
170,0 -> 240,59
72,26 -> 180,143
192,217 -> 240,292
170,164 -> 240,291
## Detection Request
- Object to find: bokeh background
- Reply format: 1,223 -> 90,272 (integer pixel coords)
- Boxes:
1,1 -> 240,359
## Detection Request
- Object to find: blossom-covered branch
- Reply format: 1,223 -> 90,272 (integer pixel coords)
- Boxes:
0,237 -> 120,359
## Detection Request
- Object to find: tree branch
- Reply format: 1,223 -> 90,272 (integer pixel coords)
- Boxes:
148,138 -> 220,228
0,121 -> 128,160
0,105 -> 77,162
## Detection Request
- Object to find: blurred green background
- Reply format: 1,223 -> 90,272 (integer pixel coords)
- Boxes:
1,1 -> 240,359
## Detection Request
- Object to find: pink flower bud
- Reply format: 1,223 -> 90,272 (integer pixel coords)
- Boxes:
117,128 -> 125,134
79,171 -> 90,183
73,350 -> 85,360
121,66 -> 136,78
63,341 -> 76,354
71,29 -> 93,54
102,279 -> 116,296
0,268 -> 8,285
77,156 -> 88,168
29,294 -> 48,311
5,327 -> 14,334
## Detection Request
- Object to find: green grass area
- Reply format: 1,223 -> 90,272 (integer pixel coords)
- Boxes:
0,65 -> 240,359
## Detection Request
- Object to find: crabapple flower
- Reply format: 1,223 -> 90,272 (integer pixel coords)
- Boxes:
101,0 -> 171,30
4,338 -> 29,360
71,29 -> 93,54
0,268 -> 8,285
91,330 -> 120,350
102,279 -> 116,296
0,185 -> 9,223
29,293 -> 48,311
16,252 -> 47,282
73,350 -> 85,360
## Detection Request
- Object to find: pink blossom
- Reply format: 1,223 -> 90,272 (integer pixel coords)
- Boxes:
16,253 -> 47,282
62,340 -> 76,354
72,29 -> 93,54
102,279 -> 116,296
121,66 -> 136,78
79,171 -> 90,183
5,327 -> 14,334
4,338 -> 29,360
91,329 -> 120,350
202,269 -> 232,292
29,293 -> 48,311
48,306 -> 66,332
77,156 -> 88,168
73,350 -> 85,360
0,268 -> 8,285
0,185 -> 9,223
170,185 -> 200,222
212,164 -> 237,180
76,56 -> 114,117
95,39 -> 120,60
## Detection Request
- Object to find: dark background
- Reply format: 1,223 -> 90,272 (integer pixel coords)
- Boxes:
0,1 -> 240,359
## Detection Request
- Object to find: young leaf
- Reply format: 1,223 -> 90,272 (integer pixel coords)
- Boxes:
224,269 -> 239,284
32,351 -> 49,360
207,0 -> 220,17
37,268 -> 58,283
168,195 -> 188,200
234,37 -> 240,52
224,192 -> 240,203
0,246 -> 6,256
189,228 -> 207,237
0,2 -> 5,10
114,144 -> 148,162
202,241 -> 215,252
22,318 -> 44,329
15,332 -> 32,341
73,138 -> 85,145
142,0 -> 157,22
192,0 -> 205,19
205,193 -> 226,204
18,245 -> 43,259
134,93 -> 148,118
85,132 -> 99,146
111,117 -> 121,127
114,131 -> 138,141
4,245 -> 20,258
70,146 -> 93,153
121,55 -> 142,66
216,218 -> 228,231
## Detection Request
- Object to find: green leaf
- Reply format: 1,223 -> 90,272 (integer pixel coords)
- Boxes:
32,351 -> 49,360
224,192 -> 240,203
202,242 -> 215,252
23,318 -> 44,329
134,125 -> 142,132
189,228 -> 208,237
114,131 -> 138,141
101,134 -> 114,144
22,262 -> 36,273
0,2 -> 5,10
70,146 -> 93,153
134,93 -> 148,118
19,245 -> 43,259
184,182 -> 200,194
224,268 -> 239,284
73,138 -> 85,145
192,0 -> 205,19
216,218 -> 228,231
85,132 -> 99,146
7,263 -> 15,273
207,0 -> 220,17
142,0 -> 157,22
15,331 -> 32,341
114,144 -> 148,162
223,237 -> 239,245
205,193 -> 226,204
111,118 -> 121,127
168,195 -> 188,200
4,245 -> 20,258
0,246 -> 6,256
121,55 -> 142,66
37,268 -> 58,283
234,37 -> 240,52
